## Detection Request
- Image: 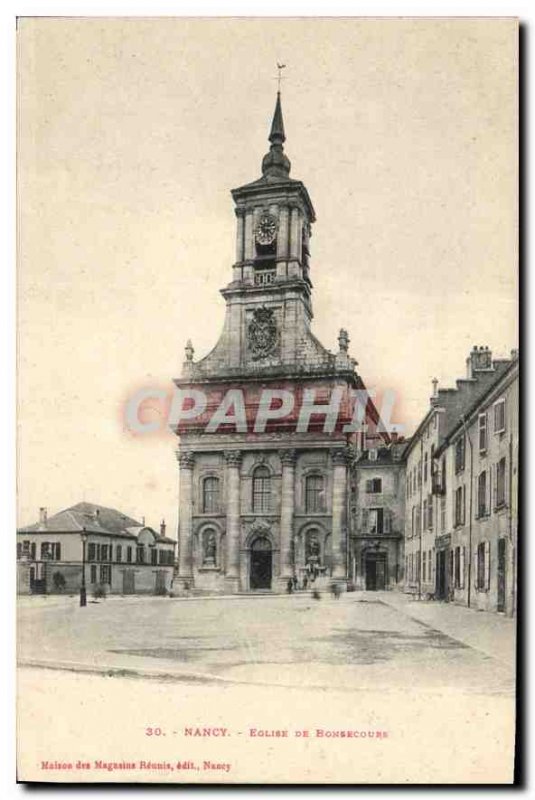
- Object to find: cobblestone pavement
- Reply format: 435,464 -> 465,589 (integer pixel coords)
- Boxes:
17,591 -> 515,694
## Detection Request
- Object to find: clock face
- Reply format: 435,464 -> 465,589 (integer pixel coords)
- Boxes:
255,213 -> 278,246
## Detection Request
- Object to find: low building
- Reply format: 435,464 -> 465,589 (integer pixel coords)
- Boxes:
17,502 -> 176,596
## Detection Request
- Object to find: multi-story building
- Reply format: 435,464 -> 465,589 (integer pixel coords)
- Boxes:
172,92 -> 389,594
351,441 -> 406,590
435,351 -> 518,616
403,346 -> 518,615
17,501 -> 176,595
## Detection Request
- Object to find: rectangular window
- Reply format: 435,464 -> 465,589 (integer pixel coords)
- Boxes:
455,437 -> 466,474
496,457 -> 507,507
477,542 -> 485,590
478,413 -> 488,452
440,497 -> 446,533
41,542 -> 50,560
424,452 -> 428,484
477,471 -> 487,517
422,499 -> 427,530
30,542 -> 36,559
454,546 -> 460,588
136,545 -> 145,564
151,548 -> 158,565
427,494 -> 433,529
99,565 -> 111,584
54,543 -> 61,560
368,508 -> 384,534
460,547 -> 465,589
90,565 -> 97,584
17,543 -> 22,559
365,478 -> 382,494
88,542 -> 96,561
422,552 -> 426,582
494,399 -> 506,435
126,546 -> 132,563
454,486 -> 465,527
116,545 -> 122,562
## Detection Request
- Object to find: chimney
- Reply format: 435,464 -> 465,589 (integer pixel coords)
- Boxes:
39,507 -> 47,526
142,515 -> 146,526
466,345 -> 493,378
160,519 -> 166,537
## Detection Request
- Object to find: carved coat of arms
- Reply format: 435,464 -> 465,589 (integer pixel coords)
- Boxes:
248,306 -> 278,360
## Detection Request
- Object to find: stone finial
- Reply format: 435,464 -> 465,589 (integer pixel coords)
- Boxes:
338,328 -> 349,353
184,340 -> 194,362
432,378 -> 439,398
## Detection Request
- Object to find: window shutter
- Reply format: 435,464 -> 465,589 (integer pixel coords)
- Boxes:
484,541 -> 490,589
384,509 -> 391,533
362,508 -> 368,532
460,546 -> 465,589
487,467 -> 492,516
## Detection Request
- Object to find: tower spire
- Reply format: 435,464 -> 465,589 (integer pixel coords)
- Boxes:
269,91 -> 286,145
261,91 -> 291,179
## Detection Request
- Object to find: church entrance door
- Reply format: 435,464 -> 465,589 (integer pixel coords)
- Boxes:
250,536 -> 272,590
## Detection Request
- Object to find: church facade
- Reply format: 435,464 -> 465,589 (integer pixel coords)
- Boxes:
172,93 -> 398,594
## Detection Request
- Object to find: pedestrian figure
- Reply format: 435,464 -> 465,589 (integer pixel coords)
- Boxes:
333,583 -> 341,599
292,575 -> 298,591
312,589 -> 321,600
286,578 -> 293,594
303,574 -> 308,590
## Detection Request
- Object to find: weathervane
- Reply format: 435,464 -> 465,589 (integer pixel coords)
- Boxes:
276,62 -> 286,92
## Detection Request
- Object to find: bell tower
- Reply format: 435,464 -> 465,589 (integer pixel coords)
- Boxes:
231,91 -> 315,290
215,90 -> 318,369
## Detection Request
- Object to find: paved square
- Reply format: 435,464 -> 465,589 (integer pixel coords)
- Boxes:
18,592 -> 514,694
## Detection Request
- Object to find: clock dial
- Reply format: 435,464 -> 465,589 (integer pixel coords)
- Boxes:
255,213 -> 278,246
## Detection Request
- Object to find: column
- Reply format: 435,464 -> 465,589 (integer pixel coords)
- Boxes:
331,448 -> 349,580
276,205 -> 290,268
235,207 -> 245,263
224,450 -> 242,592
289,206 -> 300,260
244,210 -> 255,261
176,451 -> 195,588
279,449 -> 297,581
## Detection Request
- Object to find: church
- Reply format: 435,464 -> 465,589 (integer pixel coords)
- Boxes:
172,91 -> 402,594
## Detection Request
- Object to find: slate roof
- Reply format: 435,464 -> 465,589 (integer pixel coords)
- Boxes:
402,358 -> 514,460
17,501 -> 175,545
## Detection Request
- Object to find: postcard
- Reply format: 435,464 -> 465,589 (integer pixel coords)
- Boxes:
16,16 -> 518,784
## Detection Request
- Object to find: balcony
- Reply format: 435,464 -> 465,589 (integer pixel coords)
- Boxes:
254,271 -> 276,286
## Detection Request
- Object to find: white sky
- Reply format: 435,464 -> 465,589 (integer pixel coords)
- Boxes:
17,17 -> 518,533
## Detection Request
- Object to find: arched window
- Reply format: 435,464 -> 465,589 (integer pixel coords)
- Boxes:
202,528 -> 217,566
202,476 -> 220,513
252,466 -> 271,513
305,474 -> 324,513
